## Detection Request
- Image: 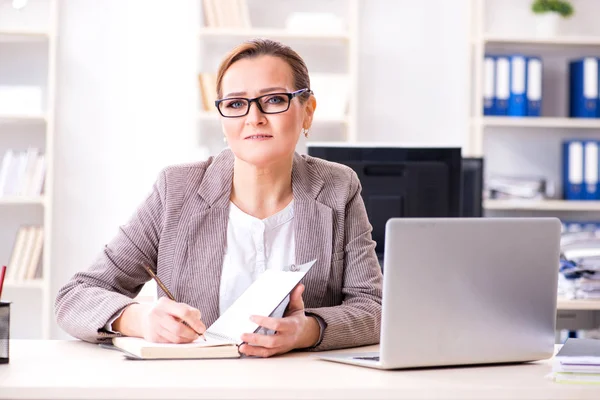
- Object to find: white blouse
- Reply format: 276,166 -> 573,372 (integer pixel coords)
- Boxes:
107,200 -> 298,333
219,200 -> 295,319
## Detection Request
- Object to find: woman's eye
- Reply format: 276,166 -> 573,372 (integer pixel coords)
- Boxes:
266,96 -> 285,104
225,100 -> 245,109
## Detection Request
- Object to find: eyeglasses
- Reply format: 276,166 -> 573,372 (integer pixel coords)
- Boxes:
215,88 -> 313,118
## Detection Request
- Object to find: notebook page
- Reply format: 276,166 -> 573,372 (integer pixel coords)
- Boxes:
206,259 -> 316,343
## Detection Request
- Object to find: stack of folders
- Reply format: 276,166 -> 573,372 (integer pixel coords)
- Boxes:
569,57 -> 600,118
562,140 -> 600,200
553,338 -> 600,384
483,54 -> 542,117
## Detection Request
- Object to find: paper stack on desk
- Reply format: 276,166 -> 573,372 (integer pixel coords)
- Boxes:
552,338 -> 600,384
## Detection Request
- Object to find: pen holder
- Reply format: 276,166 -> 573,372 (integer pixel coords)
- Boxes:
0,302 -> 10,364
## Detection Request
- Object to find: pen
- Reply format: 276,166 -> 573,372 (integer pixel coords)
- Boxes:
0,265 -> 6,300
141,263 -> 206,341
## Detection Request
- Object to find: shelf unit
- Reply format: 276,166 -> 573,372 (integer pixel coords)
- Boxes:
479,116 -> 600,129
468,0 -> 600,219
196,0 -> 359,156
0,0 -> 57,339
481,35 -> 600,46
198,27 -> 352,41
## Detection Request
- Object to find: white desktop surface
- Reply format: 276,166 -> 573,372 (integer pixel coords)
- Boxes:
0,340 -> 597,399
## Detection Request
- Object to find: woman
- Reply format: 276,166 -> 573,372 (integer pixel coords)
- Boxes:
55,38 -> 382,357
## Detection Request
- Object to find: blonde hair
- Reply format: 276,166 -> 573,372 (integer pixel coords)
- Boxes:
216,38 -> 311,101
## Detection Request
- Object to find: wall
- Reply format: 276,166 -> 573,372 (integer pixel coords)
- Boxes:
51,0 -> 200,338
358,0 -> 469,147
50,0 -> 470,338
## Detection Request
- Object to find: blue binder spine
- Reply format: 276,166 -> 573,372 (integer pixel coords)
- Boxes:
483,55 -> 496,116
494,56 -> 510,116
508,55 -> 527,116
563,140 -> 584,200
569,58 -> 599,118
584,140 -> 599,200
526,57 -> 542,117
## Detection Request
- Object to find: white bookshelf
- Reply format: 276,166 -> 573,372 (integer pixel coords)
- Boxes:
197,0 -> 359,156
469,0 -> 600,220
0,113 -> 47,123
199,27 -> 351,41
479,116 -> 600,129
0,197 -> 45,205
0,0 -> 57,339
481,35 -> 600,46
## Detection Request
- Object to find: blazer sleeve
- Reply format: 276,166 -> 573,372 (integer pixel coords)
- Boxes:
54,171 -> 167,343
304,171 -> 383,351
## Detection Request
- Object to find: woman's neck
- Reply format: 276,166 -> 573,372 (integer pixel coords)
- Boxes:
231,157 -> 293,219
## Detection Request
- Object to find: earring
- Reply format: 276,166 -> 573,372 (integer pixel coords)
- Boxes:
302,128 -> 309,138
223,135 -> 227,144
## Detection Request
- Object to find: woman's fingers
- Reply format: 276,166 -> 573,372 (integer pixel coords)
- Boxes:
159,314 -> 199,342
156,297 -> 206,335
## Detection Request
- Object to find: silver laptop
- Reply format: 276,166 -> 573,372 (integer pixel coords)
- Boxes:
319,217 -> 561,369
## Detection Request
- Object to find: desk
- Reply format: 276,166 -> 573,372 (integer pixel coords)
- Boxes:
0,341 -> 598,399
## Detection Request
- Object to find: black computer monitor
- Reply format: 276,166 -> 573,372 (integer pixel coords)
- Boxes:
307,145 -> 462,259
461,157 -> 484,218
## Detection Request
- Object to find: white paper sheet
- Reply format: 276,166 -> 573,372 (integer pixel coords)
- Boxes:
206,260 -> 316,343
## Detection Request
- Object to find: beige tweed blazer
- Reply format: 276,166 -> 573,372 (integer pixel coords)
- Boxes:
55,149 -> 383,351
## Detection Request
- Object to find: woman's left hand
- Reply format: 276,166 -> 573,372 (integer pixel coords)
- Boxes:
239,283 -> 321,358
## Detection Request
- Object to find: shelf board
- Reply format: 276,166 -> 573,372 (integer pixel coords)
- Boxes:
557,298 -> 600,311
479,117 -> 600,129
0,113 -> 47,124
484,199 -> 600,211
3,279 -> 44,289
198,112 -> 348,124
0,30 -> 50,42
482,35 -> 600,47
198,28 -> 350,41
0,197 -> 45,205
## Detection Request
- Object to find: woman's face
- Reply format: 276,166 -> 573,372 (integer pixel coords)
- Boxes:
219,55 -> 315,168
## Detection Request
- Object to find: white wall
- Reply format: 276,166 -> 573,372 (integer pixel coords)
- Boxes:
51,0 -> 200,338
50,0 -> 470,338
357,0 -> 470,147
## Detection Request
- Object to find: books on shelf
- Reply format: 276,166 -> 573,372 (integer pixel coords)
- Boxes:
6,225 -> 44,282
202,0 -> 251,29
562,140 -> 600,201
0,149 -> 46,198
569,57 -> 599,118
552,338 -> 600,384
483,54 -> 542,117
198,73 -> 217,113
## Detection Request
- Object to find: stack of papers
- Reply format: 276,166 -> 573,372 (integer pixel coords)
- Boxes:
560,232 -> 600,299
552,338 -> 600,384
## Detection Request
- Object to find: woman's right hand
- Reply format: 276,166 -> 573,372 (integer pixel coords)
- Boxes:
113,297 -> 206,343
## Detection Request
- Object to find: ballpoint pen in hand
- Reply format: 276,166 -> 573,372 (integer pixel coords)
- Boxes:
141,263 -> 206,341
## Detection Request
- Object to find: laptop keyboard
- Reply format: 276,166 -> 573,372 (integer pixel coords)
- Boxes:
353,356 -> 380,361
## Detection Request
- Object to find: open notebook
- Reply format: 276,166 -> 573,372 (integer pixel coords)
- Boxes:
110,260 -> 316,359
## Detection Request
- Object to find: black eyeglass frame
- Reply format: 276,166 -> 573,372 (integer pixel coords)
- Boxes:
214,88 -> 313,118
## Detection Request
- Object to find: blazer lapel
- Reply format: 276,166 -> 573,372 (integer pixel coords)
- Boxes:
292,153 -> 333,308
184,150 -> 234,325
